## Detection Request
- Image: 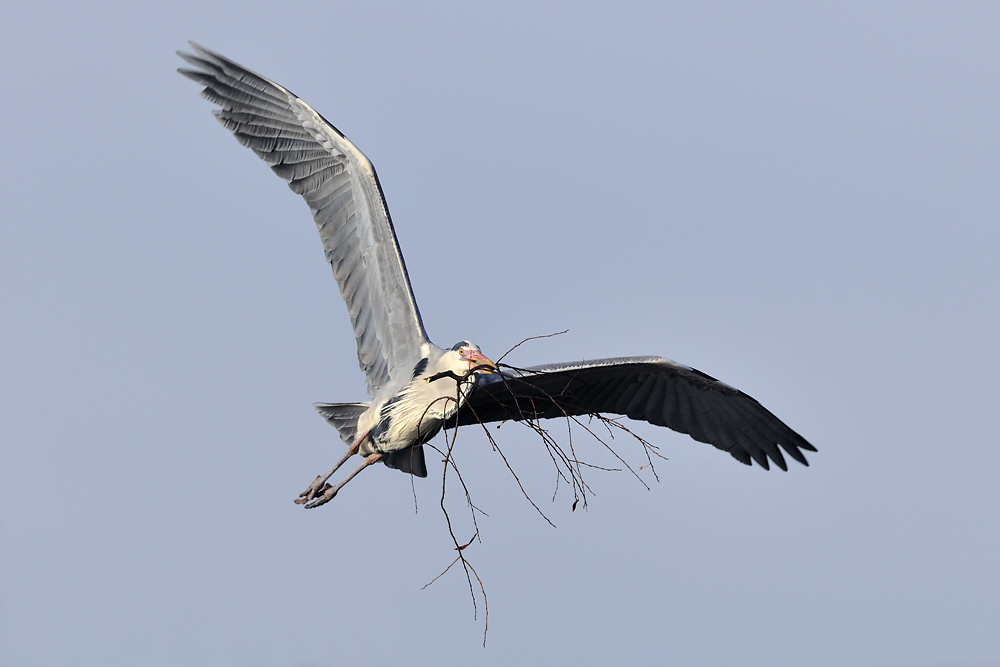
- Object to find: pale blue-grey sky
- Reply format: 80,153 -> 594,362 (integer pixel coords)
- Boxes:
2,2 -> 999,666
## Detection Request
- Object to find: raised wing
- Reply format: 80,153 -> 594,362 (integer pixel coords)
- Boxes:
178,43 -> 429,397
453,357 -> 815,470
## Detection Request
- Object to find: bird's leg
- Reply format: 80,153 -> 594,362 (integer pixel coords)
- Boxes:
294,432 -> 368,505
303,453 -> 383,509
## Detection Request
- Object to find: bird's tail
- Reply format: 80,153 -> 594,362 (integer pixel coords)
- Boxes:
313,402 -> 369,445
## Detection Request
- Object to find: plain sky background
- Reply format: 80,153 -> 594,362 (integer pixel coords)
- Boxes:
2,2 -> 999,666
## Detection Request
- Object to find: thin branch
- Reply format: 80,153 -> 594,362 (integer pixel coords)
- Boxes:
416,345 -> 669,647
416,378 -> 490,642
495,330 -> 569,366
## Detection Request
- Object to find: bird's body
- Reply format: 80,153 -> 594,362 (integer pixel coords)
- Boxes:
178,43 -> 816,506
361,345 -> 476,454
316,341 -> 495,479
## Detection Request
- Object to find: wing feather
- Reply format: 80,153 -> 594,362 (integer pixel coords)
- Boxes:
453,357 -> 815,470
659,375 -> 681,428
612,377 -> 643,415
179,43 -> 430,397
643,376 -> 668,427
625,375 -> 655,421
674,381 -> 700,438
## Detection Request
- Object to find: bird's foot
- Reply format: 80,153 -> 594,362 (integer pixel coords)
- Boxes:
294,452 -> 383,510
293,475 -> 340,508
293,436 -> 368,507
301,484 -> 338,509
292,474 -> 340,509
294,476 -> 329,505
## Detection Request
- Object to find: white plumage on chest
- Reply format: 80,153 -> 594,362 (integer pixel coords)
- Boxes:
357,353 -> 479,456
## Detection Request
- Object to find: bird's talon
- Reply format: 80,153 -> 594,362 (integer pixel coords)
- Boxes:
294,476 -> 327,504
304,486 -> 337,509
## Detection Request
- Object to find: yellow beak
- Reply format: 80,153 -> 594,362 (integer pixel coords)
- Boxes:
461,349 -> 498,374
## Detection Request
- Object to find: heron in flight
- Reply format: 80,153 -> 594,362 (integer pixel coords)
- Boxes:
178,43 -> 815,509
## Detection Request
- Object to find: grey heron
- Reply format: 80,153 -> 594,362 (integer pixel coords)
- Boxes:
177,43 -> 815,509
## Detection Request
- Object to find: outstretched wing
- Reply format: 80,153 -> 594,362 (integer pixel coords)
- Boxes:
453,357 -> 815,470
178,43 -> 429,397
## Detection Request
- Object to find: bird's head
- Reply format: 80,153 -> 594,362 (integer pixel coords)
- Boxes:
450,341 -> 497,376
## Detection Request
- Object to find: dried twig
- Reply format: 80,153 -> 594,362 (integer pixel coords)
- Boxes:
417,341 -> 668,646
495,330 -> 569,366
417,384 -> 490,644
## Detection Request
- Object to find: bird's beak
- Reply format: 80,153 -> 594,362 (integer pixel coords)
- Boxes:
462,349 -> 498,374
